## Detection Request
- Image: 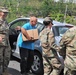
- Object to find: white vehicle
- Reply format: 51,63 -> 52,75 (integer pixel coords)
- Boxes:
9,17 -> 73,75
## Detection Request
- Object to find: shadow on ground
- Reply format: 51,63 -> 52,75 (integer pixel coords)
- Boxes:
8,68 -> 21,75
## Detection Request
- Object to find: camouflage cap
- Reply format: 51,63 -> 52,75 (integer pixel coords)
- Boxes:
44,17 -> 53,22
43,17 -> 53,25
0,7 -> 9,13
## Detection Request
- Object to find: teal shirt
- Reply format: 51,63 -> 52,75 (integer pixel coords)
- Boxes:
17,22 -> 36,50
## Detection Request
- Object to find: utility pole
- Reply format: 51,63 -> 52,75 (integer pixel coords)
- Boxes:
64,4 -> 68,23
17,0 -> 20,11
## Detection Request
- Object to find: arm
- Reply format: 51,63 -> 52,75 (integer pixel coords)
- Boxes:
21,27 -> 32,40
48,32 -> 54,46
48,32 -> 60,57
59,30 -> 74,59
48,32 -> 59,51
0,36 -> 2,43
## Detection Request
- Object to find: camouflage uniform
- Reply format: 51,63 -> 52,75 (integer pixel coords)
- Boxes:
59,26 -> 76,75
39,28 -> 62,75
0,7 -> 11,75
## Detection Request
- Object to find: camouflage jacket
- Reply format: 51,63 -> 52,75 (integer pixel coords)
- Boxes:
59,26 -> 76,70
0,18 -> 9,46
39,28 -> 57,57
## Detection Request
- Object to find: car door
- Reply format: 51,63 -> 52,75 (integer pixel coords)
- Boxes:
9,19 -> 29,50
52,25 -> 69,46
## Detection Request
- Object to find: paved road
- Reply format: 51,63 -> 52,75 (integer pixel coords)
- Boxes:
0,57 -> 21,75
8,60 -> 21,75
1,57 -> 35,75
8,58 -> 63,75
0,57 -> 63,75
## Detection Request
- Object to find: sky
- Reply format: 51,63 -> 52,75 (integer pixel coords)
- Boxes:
55,0 -> 59,2
55,0 -> 76,2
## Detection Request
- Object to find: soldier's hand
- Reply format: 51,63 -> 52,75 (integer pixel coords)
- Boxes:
0,36 -> 2,43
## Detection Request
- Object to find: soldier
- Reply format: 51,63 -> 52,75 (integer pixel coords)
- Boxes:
59,26 -> 76,75
39,17 -> 62,75
0,7 -> 11,75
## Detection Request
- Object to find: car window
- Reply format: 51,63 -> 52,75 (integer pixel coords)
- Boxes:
59,27 -> 69,36
36,22 -> 44,33
54,26 -> 69,46
53,26 -> 69,37
10,19 -> 29,29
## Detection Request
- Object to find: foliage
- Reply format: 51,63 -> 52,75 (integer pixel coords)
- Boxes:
0,0 -> 76,25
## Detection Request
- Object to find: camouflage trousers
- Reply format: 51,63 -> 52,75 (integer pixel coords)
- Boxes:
64,55 -> 76,75
64,67 -> 76,75
43,56 -> 63,75
0,46 -> 11,72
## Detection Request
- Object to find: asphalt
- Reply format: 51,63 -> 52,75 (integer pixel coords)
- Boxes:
0,57 -> 63,75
